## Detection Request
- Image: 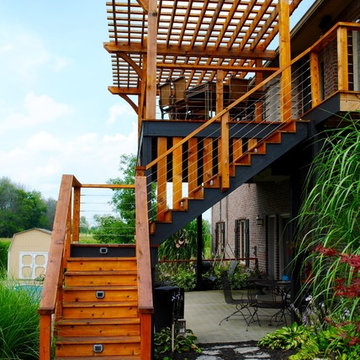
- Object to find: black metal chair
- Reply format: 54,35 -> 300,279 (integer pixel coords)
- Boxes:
246,280 -> 288,326
218,262 -> 254,326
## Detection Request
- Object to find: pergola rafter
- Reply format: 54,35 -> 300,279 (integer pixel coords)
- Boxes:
105,0 -> 302,113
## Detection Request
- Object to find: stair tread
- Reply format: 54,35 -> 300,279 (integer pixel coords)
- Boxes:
62,301 -> 137,308
56,336 -> 141,344
55,357 -> 140,360
65,270 -> 137,276
67,257 -> 136,261
56,318 -> 140,326
63,285 -> 137,291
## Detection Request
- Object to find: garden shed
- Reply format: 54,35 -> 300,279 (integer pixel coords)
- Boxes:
7,228 -> 51,280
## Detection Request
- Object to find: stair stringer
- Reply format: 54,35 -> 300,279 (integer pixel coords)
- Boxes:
150,121 -> 309,245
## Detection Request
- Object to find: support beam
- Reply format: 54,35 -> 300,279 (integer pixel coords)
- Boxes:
108,86 -> 141,95
72,187 -> 80,243
136,0 -> 149,13
216,70 -> 225,116
145,0 -> 158,120
156,63 -> 278,72
104,42 -> 277,61
119,94 -> 138,114
278,0 -> 292,122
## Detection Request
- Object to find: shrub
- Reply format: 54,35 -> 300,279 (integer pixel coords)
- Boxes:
258,322 -> 311,350
153,326 -> 201,359
0,240 -> 10,270
0,280 -> 40,359
156,263 -> 196,291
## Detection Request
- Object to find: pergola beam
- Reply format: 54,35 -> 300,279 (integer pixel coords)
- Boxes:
156,63 -> 278,73
108,86 -> 141,95
104,42 -> 276,60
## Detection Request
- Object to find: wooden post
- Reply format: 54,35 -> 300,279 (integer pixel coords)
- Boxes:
145,0 -> 158,120
157,138 -> 167,221
173,137 -> 183,209
39,313 -> 51,360
278,0 -> 292,122
220,112 -> 230,191
310,51 -> 321,107
337,26 -> 348,91
72,186 -> 80,242
255,59 -> 263,122
188,138 -> 198,196
216,70 -> 225,117
140,313 -> 152,360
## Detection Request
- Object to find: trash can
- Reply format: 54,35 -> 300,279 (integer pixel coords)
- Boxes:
153,286 -> 184,332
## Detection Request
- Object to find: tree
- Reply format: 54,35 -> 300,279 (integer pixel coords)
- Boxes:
158,219 -> 211,260
93,155 -> 137,243
0,178 -> 48,237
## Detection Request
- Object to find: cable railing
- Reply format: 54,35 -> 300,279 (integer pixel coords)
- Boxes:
144,22 -> 360,224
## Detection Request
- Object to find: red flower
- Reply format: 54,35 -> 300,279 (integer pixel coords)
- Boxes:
340,254 -> 360,272
349,337 -> 360,346
314,244 -> 337,257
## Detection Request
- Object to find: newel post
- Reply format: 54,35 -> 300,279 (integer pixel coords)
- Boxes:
310,51 -> 321,106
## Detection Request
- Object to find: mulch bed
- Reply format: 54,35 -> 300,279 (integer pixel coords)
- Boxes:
161,341 -> 297,359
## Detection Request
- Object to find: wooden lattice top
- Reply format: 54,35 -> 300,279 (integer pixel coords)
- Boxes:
105,0 -> 302,90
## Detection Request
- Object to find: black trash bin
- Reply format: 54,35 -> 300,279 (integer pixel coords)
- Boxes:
153,286 -> 184,332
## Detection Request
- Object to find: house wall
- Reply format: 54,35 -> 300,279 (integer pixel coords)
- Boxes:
8,229 -> 51,280
211,180 -> 290,274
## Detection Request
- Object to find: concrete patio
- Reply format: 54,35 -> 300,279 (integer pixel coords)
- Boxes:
184,290 -> 290,344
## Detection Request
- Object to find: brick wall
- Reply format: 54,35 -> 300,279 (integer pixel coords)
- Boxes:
211,180 -> 290,273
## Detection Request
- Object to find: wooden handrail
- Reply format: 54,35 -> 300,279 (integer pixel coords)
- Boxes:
135,175 -> 153,313
144,22 -> 359,171
38,174 -> 75,315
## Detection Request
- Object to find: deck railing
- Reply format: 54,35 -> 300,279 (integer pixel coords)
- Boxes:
38,175 -> 153,360
144,22 -> 360,224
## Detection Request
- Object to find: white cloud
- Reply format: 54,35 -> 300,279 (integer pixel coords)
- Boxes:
0,25 -> 70,83
0,92 -> 72,134
0,123 -> 138,199
106,103 -> 137,126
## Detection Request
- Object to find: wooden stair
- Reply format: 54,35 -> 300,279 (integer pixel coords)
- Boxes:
150,119 -> 309,244
54,257 -> 141,359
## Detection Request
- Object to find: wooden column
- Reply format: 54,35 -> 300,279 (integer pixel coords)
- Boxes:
145,0 -> 158,120
255,59 -> 263,122
138,55 -> 147,135
337,26 -> 349,91
216,70 -> 225,115
203,138 -> 213,183
220,112 -> 230,191
188,138 -> 198,196
173,137 -> 183,209
310,52 -> 321,107
72,186 -> 80,242
278,0 -> 292,122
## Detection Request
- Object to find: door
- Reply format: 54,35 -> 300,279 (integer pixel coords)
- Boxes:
266,215 -> 277,279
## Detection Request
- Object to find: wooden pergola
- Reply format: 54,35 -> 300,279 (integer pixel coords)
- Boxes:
105,0 -> 302,122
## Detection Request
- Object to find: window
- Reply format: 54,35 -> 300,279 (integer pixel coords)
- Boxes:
19,252 -> 48,280
234,219 -> 249,266
214,222 -> 225,256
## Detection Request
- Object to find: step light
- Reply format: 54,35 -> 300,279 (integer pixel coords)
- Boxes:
99,247 -> 108,255
96,290 -> 105,299
93,344 -> 103,353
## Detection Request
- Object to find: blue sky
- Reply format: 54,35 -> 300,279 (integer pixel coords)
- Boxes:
0,1 -> 138,200
0,0 -> 314,203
